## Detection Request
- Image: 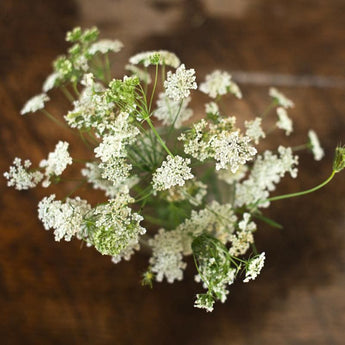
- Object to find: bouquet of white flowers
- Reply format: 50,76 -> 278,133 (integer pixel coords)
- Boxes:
4,27 -> 344,312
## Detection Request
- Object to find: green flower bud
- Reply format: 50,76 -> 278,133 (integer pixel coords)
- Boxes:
333,145 -> 345,173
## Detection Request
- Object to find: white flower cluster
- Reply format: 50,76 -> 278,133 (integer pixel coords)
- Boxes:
243,252 -> 266,283
308,130 -> 325,161
86,192 -> 146,257
129,50 -> 180,68
4,158 -> 43,190
164,64 -> 197,101
229,213 -> 256,256
39,141 -> 72,187
235,146 -> 298,207
211,130 -> 257,172
200,70 -> 242,99
153,92 -> 193,128
88,39 -> 123,55
38,194 -> 91,241
245,117 -> 266,144
21,93 -> 50,114
8,27 -> 334,312
276,107 -> 293,135
149,228 -> 186,283
152,155 -> 194,191
269,87 -> 294,108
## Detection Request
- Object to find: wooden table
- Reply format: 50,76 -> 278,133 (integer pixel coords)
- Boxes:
1,1 -> 344,344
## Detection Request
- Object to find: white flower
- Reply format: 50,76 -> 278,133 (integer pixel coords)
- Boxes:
149,228 -> 186,283
99,158 -> 132,184
308,130 -> 324,161
39,141 -> 72,187
153,92 -> 193,128
276,107 -> 293,135
205,102 -> 219,115
243,252 -> 266,283
177,201 -> 237,254
179,119 -> 211,162
152,155 -> 194,191
129,50 -> 180,68
4,158 -> 43,190
229,213 -> 256,256
88,39 -> 123,55
234,146 -> 298,208
38,195 -> 91,241
228,80 -> 242,99
245,117 -> 265,144
164,64 -> 197,101
211,130 -> 257,172
21,93 -> 50,114
194,294 -> 214,312
87,192 -> 146,256
199,70 -> 231,98
217,164 -> 248,185
81,162 -> 138,198
269,87 -> 294,109
42,72 -> 60,92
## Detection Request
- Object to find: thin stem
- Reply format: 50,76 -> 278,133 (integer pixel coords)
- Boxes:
145,116 -> 173,157
149,64 -> 159,112
40,109 -> 67,128
260,101 -> 276,119
292,143 -> 310,152
60,86 -> 75,102
105,53 -> 111,82
265,170 -> 336,203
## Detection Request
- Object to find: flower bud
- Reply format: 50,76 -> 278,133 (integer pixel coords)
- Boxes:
333,145 -> 345,173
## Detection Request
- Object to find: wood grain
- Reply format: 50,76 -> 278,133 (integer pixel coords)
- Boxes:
1,1 -> 344,344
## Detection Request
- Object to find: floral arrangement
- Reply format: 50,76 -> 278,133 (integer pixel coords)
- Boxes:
4,27 -> 345,312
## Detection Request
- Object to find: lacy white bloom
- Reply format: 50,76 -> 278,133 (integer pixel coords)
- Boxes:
179,119 -> 212,162
149,228 -> 186,283
99,157 -> 132,184
81,162 -> 138,198
21,93 -> 50,114
39,141 -> 72,187
229,213 -> 256,256
152,155 -> 194,191
111,238 -> 140,264
235,146 -> 298,207
153,92 -> 193,128
308,130 -> 324,161
129,50 -> 180,68
217,164 -> 248,185
211,131 -> 257,172
4,158 -> 43,190
205,101 -> 219,115
199,70 -> 231,99
194,294 -> 215,312
42,72 -> 60,92
228,80 -> 242,99
125,64 -> 152,84
243,252 -> 266,283
245,117 -> 265,144
177,201 -> 237,254
269,87 -> 294,108
88,39 -> 123,55
38,195 -> 91,241
86,193 -> 146,256
276,107 -> 293,135
164,64 -> 197,101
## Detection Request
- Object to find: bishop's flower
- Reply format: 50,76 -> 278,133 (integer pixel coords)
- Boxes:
21,93 -> 50,114
152,155 -> 194,191
243,252 -> 266,283
308,129 -> 324,161
276,107 -> 293,135
164,64 -> 197,101
39,141 -> 72,187
269,87 -> 294,109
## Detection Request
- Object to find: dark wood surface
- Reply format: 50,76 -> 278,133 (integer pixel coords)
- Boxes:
1,1 -> 344,344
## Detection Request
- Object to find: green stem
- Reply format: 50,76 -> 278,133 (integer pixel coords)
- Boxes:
260,101 -> 276,119
149,64 -> 159,112
266,170 -> 336,203
60,86 -> 75,102
145,116 -> 173,157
